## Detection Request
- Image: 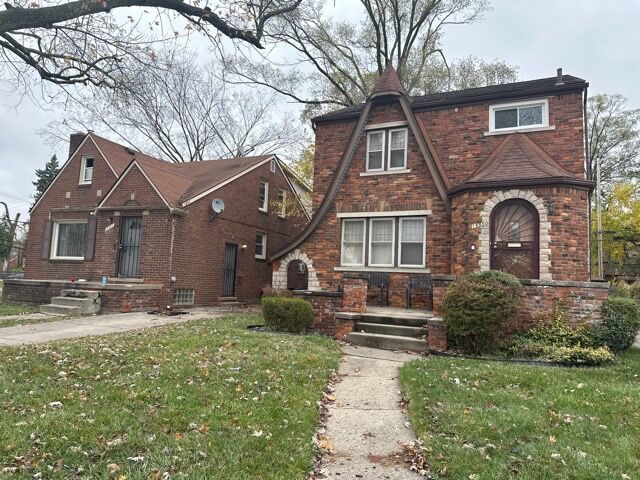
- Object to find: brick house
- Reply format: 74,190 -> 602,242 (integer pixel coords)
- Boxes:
271,66 -> 608,349
3,132 -> 309,311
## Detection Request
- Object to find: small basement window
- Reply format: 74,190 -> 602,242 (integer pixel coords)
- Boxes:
80,156 -> 94,185
174,289 -> 195,305
489,99 -> 549,132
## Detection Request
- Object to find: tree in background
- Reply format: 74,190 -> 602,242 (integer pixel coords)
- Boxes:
32,154 -> 59,206
223,0 -> 519,116
45,53 -> 303,163
593,182 -> 640,278
0,202 -> 20,267
291,145 -> 314,187
588,94 -> 640,190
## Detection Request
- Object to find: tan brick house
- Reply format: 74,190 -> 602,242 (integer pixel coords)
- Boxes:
271,66 -> 608,349
4,132 -> 309,311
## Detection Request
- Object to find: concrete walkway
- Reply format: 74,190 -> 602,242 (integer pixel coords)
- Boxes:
320,345 -> 423,479
0,307 -> 252,346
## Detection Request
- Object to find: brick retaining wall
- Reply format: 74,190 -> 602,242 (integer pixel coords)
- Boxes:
292,289 -> 354,337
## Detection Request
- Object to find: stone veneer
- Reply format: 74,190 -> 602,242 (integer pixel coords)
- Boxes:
272,249 -> 320,291
478,189 -> 552,280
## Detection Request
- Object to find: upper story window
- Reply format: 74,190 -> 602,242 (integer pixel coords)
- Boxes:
270,159 -> 276,173
80,157 -> 94,185
277,189 -> 287,218
489,99 -> 549,133
366,127 -> 408,172
258,180 -> 269,212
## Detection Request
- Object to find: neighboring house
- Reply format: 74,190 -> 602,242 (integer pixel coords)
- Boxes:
3,132 -> 309,310
271,66 -> 608,341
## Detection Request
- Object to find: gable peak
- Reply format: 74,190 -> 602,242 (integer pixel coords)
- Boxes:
370,64 -> 406,98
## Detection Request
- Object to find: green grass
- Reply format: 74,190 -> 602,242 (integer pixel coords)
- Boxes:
0,302 -> 38,318
0,314 -> 340,479
400,350 -> 640,480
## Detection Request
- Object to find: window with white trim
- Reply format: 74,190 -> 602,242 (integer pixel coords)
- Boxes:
80,157 -> 94,185
255,232 -> 267,259
277,189 -> 286,218
51,220 -> 87,260
489,99 -> 549,132
270,159 -> 276,172
366,128 -> 408,172
341,219 -> 365,266
258,180 -> 269,212
368,218 -> 394,267
388,129 -> 407,169
174,289 -> 195,305
399,217 -> 426,267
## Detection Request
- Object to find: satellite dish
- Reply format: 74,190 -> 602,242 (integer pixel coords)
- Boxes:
211,198 -> 225,214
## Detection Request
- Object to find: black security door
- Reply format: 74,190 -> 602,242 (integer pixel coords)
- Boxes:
222,243 -> 238,297
117,216 -> 142,278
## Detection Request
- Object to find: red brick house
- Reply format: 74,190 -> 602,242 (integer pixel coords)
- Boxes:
271,66 -> 608,350
4,132 -> 309,311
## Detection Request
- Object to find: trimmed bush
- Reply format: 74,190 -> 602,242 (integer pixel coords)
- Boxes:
593,297 -> 640,353
519,302 -> 597,348
442,270 -> 521,354
543,345 -> 615,366
609,279 -> 632,299
261,296 -> 314,333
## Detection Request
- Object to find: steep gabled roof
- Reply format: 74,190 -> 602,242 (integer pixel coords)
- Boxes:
449,133 -> 594,194
313,74 -> 588,123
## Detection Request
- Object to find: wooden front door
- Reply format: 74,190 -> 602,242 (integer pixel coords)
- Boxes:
490,200 -> 539,279
117,216 -> 142,278
222,243 -> 237,297
287,260 -> 309,290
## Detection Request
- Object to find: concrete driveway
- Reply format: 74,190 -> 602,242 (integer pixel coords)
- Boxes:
0,307 -> 255,346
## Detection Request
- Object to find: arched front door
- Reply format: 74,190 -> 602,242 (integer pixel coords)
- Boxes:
287,260 -> 309,290
490,199 -> 539,279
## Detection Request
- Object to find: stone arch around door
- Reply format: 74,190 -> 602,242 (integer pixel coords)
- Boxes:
273,249 -> 320,291
479,190 -> 552,280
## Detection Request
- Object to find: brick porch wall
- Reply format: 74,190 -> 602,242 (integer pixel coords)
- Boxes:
292,290 -> 353,337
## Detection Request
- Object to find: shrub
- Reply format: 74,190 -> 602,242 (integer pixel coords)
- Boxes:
442,270 -> 521,354
609,279 -> 632,298
261,296 -> 314,333
543,345 -> 615,366
593,297 -> 640,353
629,280 -> 640,303
520,302 -> 597,348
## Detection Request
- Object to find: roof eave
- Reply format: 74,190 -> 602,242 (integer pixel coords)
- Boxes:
448,177 -> 595,196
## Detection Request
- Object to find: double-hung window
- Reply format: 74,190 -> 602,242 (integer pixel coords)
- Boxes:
255,232 -> 267,259
399,217 -> 426,267
258,180 -> 269,212
80,157 -> 94,185
366,128 -> 408,172
277,189 -> 287,218
341,219 -> 365,266
489,99 -> 549,132
51,220 -> 87,260
368,218 -> 394,267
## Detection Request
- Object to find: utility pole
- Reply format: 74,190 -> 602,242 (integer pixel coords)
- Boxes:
596,153 -> 604,279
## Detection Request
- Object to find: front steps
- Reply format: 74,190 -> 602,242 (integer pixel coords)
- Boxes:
40,289 -> 101,316
343,307 -> 431,353
218,296 -> 245,310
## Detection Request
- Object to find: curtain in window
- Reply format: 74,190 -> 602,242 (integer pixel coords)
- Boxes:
370,219 -> 393,265
400,219 -> 424,266
342,220 -> 364,265
56,223 -> 87,258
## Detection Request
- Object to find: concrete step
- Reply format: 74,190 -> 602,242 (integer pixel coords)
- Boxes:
354,322 -> 426,338
40,304 -> 82,316
219,296 -> 238,302
60,289 -> 100,300
51,296 -> 94,307
346,332 -> 428,353
360,312 -> 432,327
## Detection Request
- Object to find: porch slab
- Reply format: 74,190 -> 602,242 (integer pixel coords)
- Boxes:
365,306 -> 433,320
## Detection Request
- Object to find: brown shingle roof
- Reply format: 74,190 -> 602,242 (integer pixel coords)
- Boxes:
370,65 -> 406,97
450,133 -> 593,193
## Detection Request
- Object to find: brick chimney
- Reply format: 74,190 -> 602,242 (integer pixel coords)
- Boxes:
556,68 -> 564,85
68,131 -> 86,158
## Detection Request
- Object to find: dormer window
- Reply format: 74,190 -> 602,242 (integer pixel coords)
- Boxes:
489,99 -> 549,133
366,127 -> 408,173
80,157 -> 93,185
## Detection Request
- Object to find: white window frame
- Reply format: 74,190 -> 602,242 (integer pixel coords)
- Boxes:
270,159 -> 276,173
368,218 -> 395,267
398,217 -> 426,268
489,99 -> 549,133
50,220 -> 88,260
79,156 -> 94,185
277,189 -> 287,218
255,232 -> 267,259
258,180 -> 269,212
387,128 -> 408,170
340,219 -> 366,267
366,131 -> 386,172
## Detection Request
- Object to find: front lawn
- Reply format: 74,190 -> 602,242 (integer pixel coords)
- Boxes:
0,314 -> 340,479
0,302 -> 38,318
400,350 -> 640,479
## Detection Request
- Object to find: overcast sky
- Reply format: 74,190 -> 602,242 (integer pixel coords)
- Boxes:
0,0 -> 638,221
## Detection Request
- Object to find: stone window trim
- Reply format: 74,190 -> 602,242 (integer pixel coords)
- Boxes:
479,189 -> 552,281
273,249 -> 320,291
